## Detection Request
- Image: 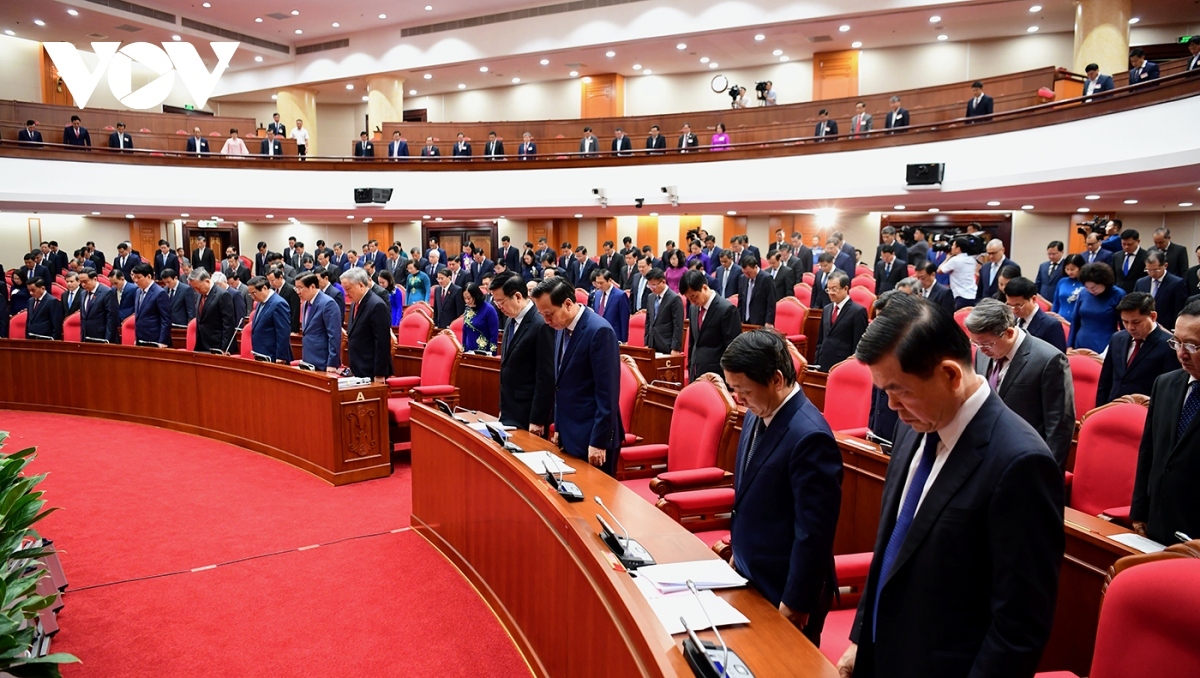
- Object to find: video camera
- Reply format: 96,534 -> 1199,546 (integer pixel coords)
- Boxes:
1076,215 -> 1110,238
755,81 -> 769,100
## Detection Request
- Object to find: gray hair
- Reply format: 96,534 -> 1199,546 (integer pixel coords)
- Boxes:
889,95 -> 901,103
340,267 -> 371,287
881,226 -> 896,236
180,256 -> 192,266
965,298 -> 1015,336
188,268 -> 210,282
1153,227 -> 1171,238
1146,250 -> 1167,265
64,271 -> 79,281
210,272 -> 227,284
986,238 -> 1004,252
895,277 -> 919,293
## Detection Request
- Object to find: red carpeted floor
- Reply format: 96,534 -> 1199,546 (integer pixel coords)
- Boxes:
2,411 -> 530,677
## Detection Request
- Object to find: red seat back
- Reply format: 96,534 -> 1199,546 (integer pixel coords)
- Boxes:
397,311 -> 433,347
448,316 -> 464,345
619,355 -> 647,436
1071,402 -> 1147,516
953,306 -> 973,334
9,311 -> 27,340
726,294 -> 738,308
627,311 -> 646,348
574,289 -> 589,305
855,264 -> 873,278
1090,559 -> 1200,678
121,315 -> 137,345
1035,295 -> 1051,312
419,330 -> 463,386
239,310 -> 256,358
824,359 -> 872,430
1068,353 -> 1103,416
185,318 -> 197,351
50,284 -> 65,300
62,313 -> 81,342
850,275 -> 875,290
667,377 -> 736,472
802,272 -> 815,286
793,283 -> 812,307
847,287 -> 876,314
774,297 -> 808,337
404,302 -> 433,319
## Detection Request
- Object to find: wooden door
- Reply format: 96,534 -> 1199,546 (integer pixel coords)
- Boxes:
184,227 -> 239,265
368,223 -> 394,249
130,219 -> 160,262
813,50 -> 859,101
581,74 -> 625,119
422,222 -> 499,259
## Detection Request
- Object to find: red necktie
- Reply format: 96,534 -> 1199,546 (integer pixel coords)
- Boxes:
831,303 -> 839,325
598,291 -> 607,316
698,305 -> 706,331
1127,339 -> 1143,367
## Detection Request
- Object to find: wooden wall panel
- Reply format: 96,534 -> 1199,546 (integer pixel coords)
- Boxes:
367,223 -> 393,249
553,218 -> 579,251
636,216 -> 658,250
581,74 -> 625,119
678,216 -> 702,248
130,219 -> 160,259
527,219 -> 553,252
813,50 -> 859,101
40,48 -> 74,108
597,217 -> 617,254
723,216 -> 747,245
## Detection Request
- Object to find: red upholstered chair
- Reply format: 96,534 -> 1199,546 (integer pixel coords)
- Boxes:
121,315 -> 137,345
726,294 -> 738,308
404,301 -> 433,319
574,288 -> 589,305
1034,295 -> 1051,312
1066,400 -> 1148,523
618,355 -> 648,447
62,313 -> 81,342
1066,350 -> 1104,418
617,374 -> 738,504
97,275 -> 110,287
824,359 -> 873,437
448,316 -> 464,345
386,329 -> 463,451
185,318 -> 197,351
9,311 -> 27,340
802,272 -> 815,286
239,255 -> 253,271
953,306 -> 974,334
793,283 -> 812,307
49,284 -> 65,301
55,275 -> 67,287
774,297 -> 808,356
907,264 -> 916,277
626,311 -> 647,348
397,310 -> 433,348
847,287 -> 876,317
850,275 -> 875,291
821,553 -> 874,664
102,263 -> 113,275
855,264 -> 873,278
238,310 -> 256,358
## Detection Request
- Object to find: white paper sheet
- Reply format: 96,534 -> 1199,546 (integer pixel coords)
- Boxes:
636,560 -> 748,594
1109,532 -> 1166,553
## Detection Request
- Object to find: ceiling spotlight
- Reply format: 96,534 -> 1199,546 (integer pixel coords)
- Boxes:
937,34 -> 949,41
255,17 -> 263,22
677,43 -> 687,50
291,10 -> 299,16
347,215 -> 354,219
254,55 -> 263,62
423,73 -> 432,79
574,214 -> 583,218
4,30 -> 14,36
264,214 -> 273,219
709,63 -> 718,69
211,216 -> 220,221
1128,17 -> 1139,24
409,89 -> 416,95
435,217 -> 443,221
929,15 -> 941,23
606,51 -> 616,57
1029,5 -> 1042,12
181,213 -> 190,217
479,66 -> 489,72
457,83 -> 466,89
511,77 -> 521,84
1027,26 -> 1039,32
1181,202 -> 1195,207
643,69 -> 652,75
91,211 -> 100,215
839,25 -> 850,32
727,210 -> 738,216
294,29 -> 302,34
928,207 -> 940,213
125,214 -> 135,219
851,41 -> 863,48
1085,194 -> 1100,200
270,94 -> 277,100
67,9 -> 79,16
202,2 -> 210,7
422,215 -> 431,219
894,205 -> 906,210
700,57 -> 710,63
172,34 -> 181,41
379,14 -> 387,20
772,49 -> 783,56
632,63 -> 642,70
754,34 -> 765,41
1021,205 -> 1034,210
1077,207 -> 1090,213
987,201 -> 1001,206
540,59 -> 550,65
346,84 -> 354,90
33,19 -> 45,26
569,70 -> 579,77
426,5 -> 433,10
331,22 -> 339,27
361,95 -> 368,101
779,56 -> 789,62
1123,199 -> 1138,204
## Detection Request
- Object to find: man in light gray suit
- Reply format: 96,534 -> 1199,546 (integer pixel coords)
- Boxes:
849,101 -> 873,137
643,269 -> 684,354
966,299 -> 1075,468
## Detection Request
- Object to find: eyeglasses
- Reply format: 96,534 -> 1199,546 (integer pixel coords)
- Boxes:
1167,338 -> 1200,354
970,338 -> 1000,350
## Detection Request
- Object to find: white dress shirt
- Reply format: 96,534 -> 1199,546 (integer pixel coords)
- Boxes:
898,380 -> 991,517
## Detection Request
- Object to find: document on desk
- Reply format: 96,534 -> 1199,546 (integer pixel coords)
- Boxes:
633,576 -> 749,635
636,560 -> 748,594
512,451 -> 575,475
1108,532 -> 1166,553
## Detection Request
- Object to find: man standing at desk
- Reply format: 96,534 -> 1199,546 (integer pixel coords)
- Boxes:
490,273 -> 555,433
719,330 -> 842,645
532,277 -> 621,475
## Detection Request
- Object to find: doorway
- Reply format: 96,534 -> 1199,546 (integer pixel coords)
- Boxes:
422,222 -> 498,261
184,226 -> 241,263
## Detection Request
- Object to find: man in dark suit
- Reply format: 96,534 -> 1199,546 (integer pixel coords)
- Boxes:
645,125 -> 667,153
1132,300 -> 1200,545
85,241 -> 106,272
839,293 -> 1063,678
60,272 -> 83,318
18,120 -> 43,146
810,255 -> 835,310
153,240 -> 179,279
20,253 -> 49,287
192,236 -> 217,276
223,275 -> 252,323
767,251 -> 796,300
259,131 -> 284,157
354,131 -> 374,159
813,109 -> 838,139
188,269 -> 236,354
130,264 -> 171,346
788,234 -> 814,276
713,250 -> 743,299
532,277 -> 622,475
567,247 -> 598,293
610,128 -> 633,156
185,127 -> 209,156
451,132 -> 472,159
977,239 -> 1017,301
1002,277 -> 1066,352
644,269 -> 684,354
419,135 -> 441,158
267,268 -> 301,333
482,131 -> 504,159
967,300 -> 1075,467
387,131 -> 409,159
598,241 -> 622,278
1083,63 -> 1115,97
1113,228 -> 1148,293
470,251 -> 495,286
682,270 -> 742,382
254,242 -> 273,277
828,239 -> 856,279
1129,48 -> 1160,84
223,252 -> 251,285
489,274 -> 555,432
873,227 -> 909,264
625,256 -> 652,313
25,279 -> 63,340
444,258 -> 469,290
1135,251 -> 1188,330
63,115 -> 91,148
425,238 -> 448,270
738,254 -> 776,326
915,261 -> 956,315
108,122 -> 133,151
1188,35 -> 1200,71
1152,227 -> 1189,278
498,236 -> 521,272
48,242 -> 69,278
873,245 -> 907,295
884,95 -> 909,132
78,269 -> 119,343
815,272 -> 868,371
295,273 -> 342,370
1081,232 -> 1114,266
1098,292 -> 1180,404
431,269 -> 464,329
316,268 -> 345,320
110,270 -> 136,321
965,80 -> 994,121
677,123 -> 698,151
517,132 -> 536,159
617,249 -> 637,290
1035,241 -> 1067,300
717,330 -> 843,643
113,243 -> 141,278
161,269 -> 198,326
266,112 -> 286,137
590,270 -> 630,343
247,276 -> 292,362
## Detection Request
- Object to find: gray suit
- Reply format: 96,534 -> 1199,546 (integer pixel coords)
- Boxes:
644,288 -> 684,354
849,112 -> 873,135
973,332 -> 1074,468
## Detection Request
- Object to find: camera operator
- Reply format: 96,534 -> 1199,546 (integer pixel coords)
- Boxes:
1101,219 -> 1123,253
729,85 -> 747,109
764,81 -> 777,105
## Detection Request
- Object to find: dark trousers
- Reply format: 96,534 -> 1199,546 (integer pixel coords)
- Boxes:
954,296 -> 974,310
296,144 -> 306,160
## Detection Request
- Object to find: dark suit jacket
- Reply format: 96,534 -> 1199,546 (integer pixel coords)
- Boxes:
1097,326 -> 1178,405
973,333 -> 1075,467
18,129 -> 44,145
810,270 -> 833,311
874,242 -> 910,264
965,93 -> 994,119
645,135 -> 667,151
554,308 -> 622,474
165,283 -> 198,326
194,287 -> 236,354
25,295 -> 63,340
873,260 -> 907,295
228,284 -> 252,321
115,284 -> 136,320
1134,272 -> 1187,330
387,140 -> 409,158
922,282 -> 955,316
300,291 -> 342,369
1113,249 -> 1148,293
431,283 -> 464,329
813,119 -> 838,138
598,252 -> 622,278
851,392 -> 1064,678
832,251 -> 856,279
884,108 -> 910,131
22,265 -> 50,286
112,254 -> 141,278
185,137 -> 209,155
250,292 -> 292,361
791,246 -> 814,276
815,300 -> 868,371
63,126 -> 91,146
1080,248 -> 1114,267
276,283 -> 301,333
321,283 -> 345,320
259,138 -> 284,156
80,285 -> 119,343
354,141 -> 375,157
517,142 -> 536,159
644,289 -> 684,354
769,265 -> 796,300
677,133 -> 698,150
1024,308 -> 1067,353
1133,369 -> 1200,544
1084,74 -> 1115,94
1129,61 -> 1161,84
60,288 -> 83,318
713,265 -> 743,299
611,136 -> 633,155
452,141 -> 472,158
255,251 -> 273,277
732,389 -> 842,619
578,136 -> 599,156
420,145 -> 441,157
687,294 -> 741,381
483,140 -> 504,158
977,258 -> 1017,300
1035,260 -> 1066,300
591,287 -> 630,343
738,274 -> 777,325
108,131 -> 133,150
192,248 -> 217,276
498,246 -> 521,272
133,283 -> 171,345
499,307 -> 555,429
626,272 -> 651,312
1160,243 -> 1189,278
470,258 -> 495,286
568,259 -> 598,293
154,252 -> 179,279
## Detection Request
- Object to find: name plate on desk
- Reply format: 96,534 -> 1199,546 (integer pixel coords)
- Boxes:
337,377 -> 372,390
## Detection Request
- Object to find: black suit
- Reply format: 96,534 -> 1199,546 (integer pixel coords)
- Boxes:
1158,243 -> 1189,278
255,251 -> 272,277
498,245 -> 521,272
815,300 -> 868,370
598,252 -> 621,278
345,291 -> 393,379
873,260 -> 906,295
354,140 -> 375,158
276,283 -> 301,333
322,284 -> 346,320
568,258 -> 598,293
767,264 -> 795,299
154,252 -> 180,279
884,107 -> 910,132
60,288 -> 83,318
626,272 -> 651,313
738,273 -> 776,325
432,283 -> 464,329
259,138 -> 284,157
80,285 -> 119,343
713,265 -> 743,299
192,248 -> 217,276
26,295 -> 63,340
21,265 -> 50,286
1136,272 -> 1187,330
1021,308 -> 1067,353
810,270 -> 833,311
851,392 -> 1063,678
1133,369 -> 1200,544
921,282 -> 955,316
687,294 -> 742,382
977,258 -> 1017,301
483,139 -> 504,158
165,283 -> 198,326
813,119 -> 838,138
790,247 -> 813,277
644,288 -> 684,354
1113,249 -> 1148,293
965,93 -> 994,120
1097,326 -> 1178,404
227,284 -> 251,321
873,242 -> 910,265
611,136 -> 633,156
645,134 -> 667,152
63,125 -> 91,147
452,141 -> 472,158
498,305 -> 555,429
194,287 -> 236,353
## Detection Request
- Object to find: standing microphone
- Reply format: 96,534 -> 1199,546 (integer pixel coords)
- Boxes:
593,496 -> 655,569
687,580 -> 729,677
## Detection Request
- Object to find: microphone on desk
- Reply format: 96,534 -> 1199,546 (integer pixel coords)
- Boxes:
539,457 -> 582,502
223,325 -> 242,355
82,337 -> 110,344
1176,531 -> 1194,543
683,579 -> 729,678
136,339 -> 163,348
865,431 -> 894,453
651,379 -> 682,389
171,323 -> 188,329
433,399 -> 468,422
594,496 -> 655,569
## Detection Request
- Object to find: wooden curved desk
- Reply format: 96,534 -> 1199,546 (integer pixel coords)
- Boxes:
0,340 -> 390,485
409,402 -> 838,677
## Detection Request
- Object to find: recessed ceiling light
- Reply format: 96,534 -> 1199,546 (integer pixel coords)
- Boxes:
929,15 -> 941,23
606,51 -> 616,58
569,70 -> 578,77
754,34 -> 765,41
1085,194 -> 1100,200
91,211 -> 100,215
409,89 -> 417,95
264,214 -> 273,219
172,34 -> 181,41
894,205 -> 906,210
254,56 -> 263,62
676,43 -> 687,50
346,84 -> 354,90
423,73 -> 432,79
479,66 -> 488,72
181,213 -> 190,217
727,210 -> 738,216
346,215 -> 355,219
1181,202 -> 1195,207
1029,5 -> 1042,12
643,70 -> 652,75
632,63 -> 642,70
928,207 -> 940,213
202,2 -> 210,7
379,14 -> 387,19
255,17 -> 263,22
1128,17 -> 1139,24
291,10 -> 299,16
937,34 -> 949,41
211,216 -> 220,221
511,77 -> 521,84
294,29 -> 302,34
1021,205 -> 1034,210
331,22 -> 339,27
1027,26 -> 1039,33
779,56 -> 789,62
1123,199 -> 1138,204
851,41 -> 863,48
987,201 -> 1001,206
363,217 -> 373,223
709,63 -> 718,69
4,30 -> 14,36
67,9 -> 79,16
457,83 -> 466,89
425,5 -> 433,10
700,57 -> 710,63
649,212 -> 659,217
361,95 -> 368,101
772,49 -> 783,56
125,214 -> 135,219
33,19 -> 45,26
574,214 -> 583,218
270,94 -> 277,100
540,59 -> 550,66
435,217 -> 443,221
839,25 -> 850,32
1077,207 -> 1090,213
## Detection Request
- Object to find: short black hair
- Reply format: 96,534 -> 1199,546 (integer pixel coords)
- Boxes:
464,282 -> 485,308
921,261 -> 938,275
531,276 -> 575,305
1079,262 -> 1115,287
971,80 -> 984,88
160,268 -> 178,280
645,267 -> 666,283
1047,241 -> 1064,252
1116,291 -> 1155,315
856,292 -> 971,378
1120,229 -> 1140,241
1003,277 -> 1037,300
297,273 -> 319,288
249,276 -> 270,291
998,264 -> 1021,280
1180,299 -> 1200,320
739,254 -> 760,269
131,263 -> 154,277
1085,63 -> 1099,72
489,272 -> 526,298
720,329 -> 797,387
1130,47 -> 1145,58
881,243 -> 895,254
679,269 -> 709,293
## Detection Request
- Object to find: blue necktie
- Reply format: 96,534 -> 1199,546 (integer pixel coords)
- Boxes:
873,431 -> 940,639
1124,256 -> 1131,275
1178,382 -> 1200,441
